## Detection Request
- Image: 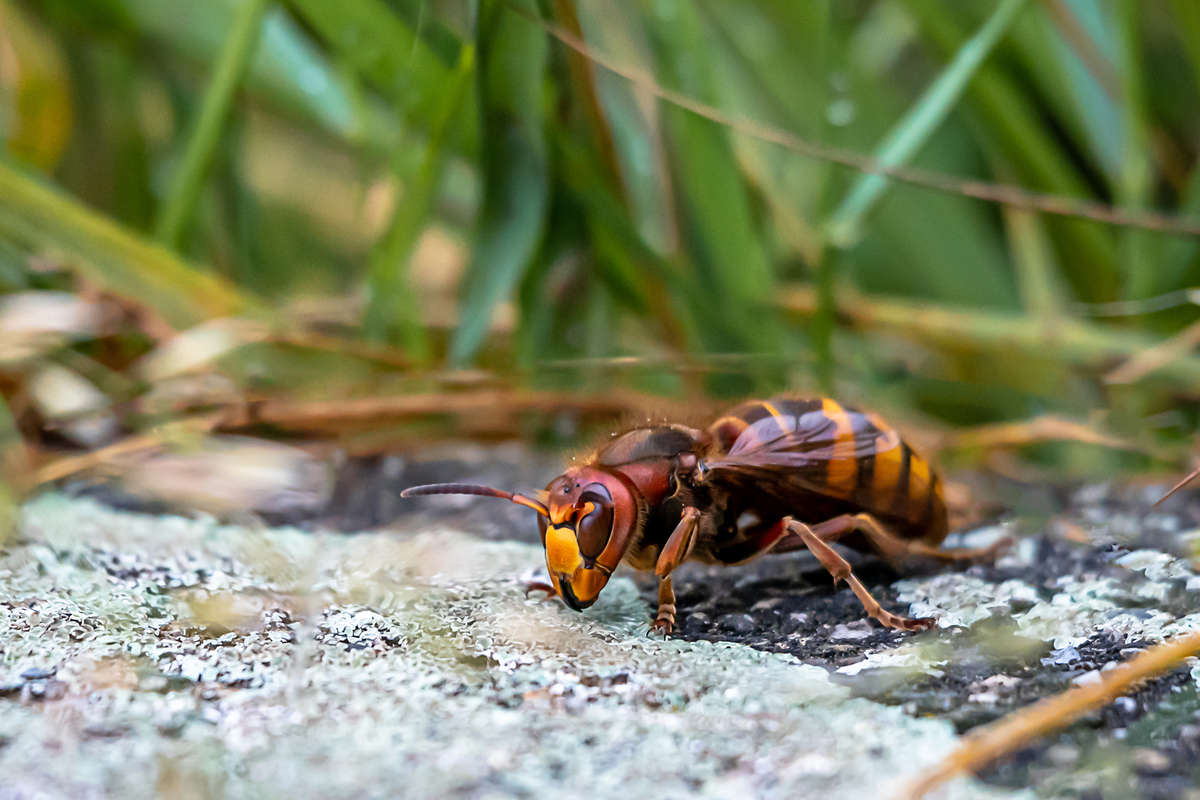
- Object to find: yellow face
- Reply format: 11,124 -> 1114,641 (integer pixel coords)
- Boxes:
540,471 -> 619,610
544,522 -> 612,609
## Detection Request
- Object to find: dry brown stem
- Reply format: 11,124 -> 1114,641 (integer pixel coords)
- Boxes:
903,631 -> 1200,799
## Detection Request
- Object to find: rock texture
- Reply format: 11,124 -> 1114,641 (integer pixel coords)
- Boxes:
1,495 -> 1017,799
5,448 -> 1200,799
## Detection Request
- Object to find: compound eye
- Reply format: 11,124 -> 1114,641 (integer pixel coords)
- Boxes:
575,483 -> 614,559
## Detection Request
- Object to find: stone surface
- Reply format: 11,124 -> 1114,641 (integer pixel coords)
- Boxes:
8,448 -> 1200,799
0,495 -> 1014,800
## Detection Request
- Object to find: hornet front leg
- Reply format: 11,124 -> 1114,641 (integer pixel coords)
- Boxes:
650,506 -> 701,635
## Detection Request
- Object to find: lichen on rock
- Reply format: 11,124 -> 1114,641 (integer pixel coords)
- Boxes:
0,494 -> 1020,799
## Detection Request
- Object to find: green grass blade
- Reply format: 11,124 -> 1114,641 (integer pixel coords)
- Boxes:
1159,163 -> 1200,301
363,43 -> 475,361
900,0 -> 1119,301
644,0 -> 778,358
0,160 -> 250,326
1009,0 -> 1120,180
1115,0 -> 1154,300
1002,203 -> 1068,326
1168,0 -> 1200,91
287,0 -> 468,143
155,0 -> 269,249
574,6 -> 676,256
103,0 -> 395,153
825,0 -> 1030,247
447,0 -> 548,366
696,0 -> 830,263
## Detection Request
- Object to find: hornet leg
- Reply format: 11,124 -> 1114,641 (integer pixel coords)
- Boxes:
524,580 -> 557,600
651,576 -> 677,636
786,518 -> 935,632
808,513 -> 1010,568
650,507 -> 701,635
655,506 -> 701,577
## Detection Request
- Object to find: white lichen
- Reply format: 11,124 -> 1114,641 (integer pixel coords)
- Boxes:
0,494 -> 1021,800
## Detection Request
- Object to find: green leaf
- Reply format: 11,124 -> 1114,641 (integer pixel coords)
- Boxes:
697,0 -> 832,262
572,7 -> 671,256
825,0 -> 1030,247
0,159 -> 250,326
1114,0 -> 1155,300
1168,0 -> 1200,92
1001,202 -> 1069,326
447,0 -> 548,366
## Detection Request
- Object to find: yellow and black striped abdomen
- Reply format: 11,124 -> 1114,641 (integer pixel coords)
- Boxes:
708,396 -> 948,542
853,410 -> 948,543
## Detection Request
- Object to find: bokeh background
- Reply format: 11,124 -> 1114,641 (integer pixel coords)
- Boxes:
2,0 -> 1200,528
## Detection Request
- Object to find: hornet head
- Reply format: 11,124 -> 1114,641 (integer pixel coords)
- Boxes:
400,466 -> 639,610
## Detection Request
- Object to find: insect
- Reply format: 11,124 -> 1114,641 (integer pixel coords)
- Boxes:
402,396 -> 1005,634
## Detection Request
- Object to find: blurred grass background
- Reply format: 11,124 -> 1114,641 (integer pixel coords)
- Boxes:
2,0 -> 1200,525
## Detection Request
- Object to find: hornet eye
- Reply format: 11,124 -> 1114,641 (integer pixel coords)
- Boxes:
575,483 -> 614,559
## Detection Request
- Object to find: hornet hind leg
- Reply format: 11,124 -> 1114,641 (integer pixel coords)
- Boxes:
770,513 -> 1008,631
713,516 -> 936,631
785,518 -> 935,632
804,513 -> 1011,568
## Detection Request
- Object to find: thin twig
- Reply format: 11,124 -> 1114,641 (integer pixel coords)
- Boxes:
515,6 -> 1200,238
903,631 -> 1200,799
1152,464 -> 1200,509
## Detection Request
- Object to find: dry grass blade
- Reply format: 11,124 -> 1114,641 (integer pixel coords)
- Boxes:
29,415 -> 221,488
943,415 -> 1146,453
1104,318 -> 1200,384
903,631 -> 1200,799
218,390 -> 659,435
516,6 -> 1200,237
781,285 -> 1200,385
